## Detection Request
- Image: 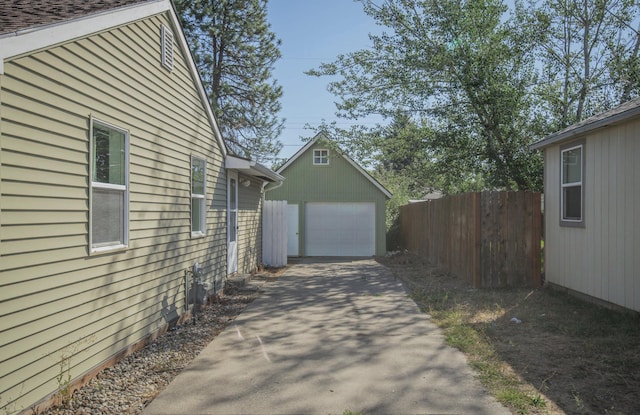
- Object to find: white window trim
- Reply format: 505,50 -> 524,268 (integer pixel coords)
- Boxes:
313,149 -> 329,165
560,142 -> 584,226
191,156 -> 207,237
89,117 -> 130,254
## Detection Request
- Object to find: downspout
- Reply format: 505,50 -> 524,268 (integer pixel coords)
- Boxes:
262,180 -> 283,194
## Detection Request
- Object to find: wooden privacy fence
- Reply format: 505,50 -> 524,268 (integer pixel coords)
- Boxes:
262,200 -> 287,267
399,191 -> 542,288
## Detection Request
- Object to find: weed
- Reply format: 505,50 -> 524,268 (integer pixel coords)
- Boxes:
531,394 -> 547,408
1,383 -> 27,415
571,385 -> 584,411
380,252 -> 640,415
49,336 -> 95,409
55,349 -> 73,407
1,394 -> 16,415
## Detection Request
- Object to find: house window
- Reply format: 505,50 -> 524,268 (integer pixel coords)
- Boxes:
560,141 -> 584,226
313,149 -> 329,165
161,24 -> 174,71
191,156 -> 206,235
90,119 -> 129,252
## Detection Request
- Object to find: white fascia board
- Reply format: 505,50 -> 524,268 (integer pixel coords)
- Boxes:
0,0 -> 170,74
0,0 -> 228,157
166,3 -> 227,156
226,155 -> 284,182
277,132 -> 392,198
226,155 -> 256,170
275,135 -> 321,173
252,163 -> 285,182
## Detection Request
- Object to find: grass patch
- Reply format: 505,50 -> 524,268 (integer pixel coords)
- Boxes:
378,253 -> 640,415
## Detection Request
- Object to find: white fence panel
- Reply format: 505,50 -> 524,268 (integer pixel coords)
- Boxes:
263,200 -> 287,267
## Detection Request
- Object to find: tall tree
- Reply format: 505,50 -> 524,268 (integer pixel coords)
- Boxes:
531,0 -> 639,129
175,0 -> 284,162
604,0 -> 640,103
308,0 -> 543,191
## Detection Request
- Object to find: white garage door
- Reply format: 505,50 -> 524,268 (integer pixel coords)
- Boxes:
305,202 -> 375,256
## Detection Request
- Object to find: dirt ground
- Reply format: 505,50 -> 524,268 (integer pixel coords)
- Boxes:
378,252 -> 640,415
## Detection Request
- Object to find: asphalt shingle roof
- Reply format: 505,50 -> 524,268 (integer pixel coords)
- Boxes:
0,0 -> 152,36
531,97 -> 640,149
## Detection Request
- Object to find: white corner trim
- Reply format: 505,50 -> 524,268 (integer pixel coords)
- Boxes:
0,0 -> 171,74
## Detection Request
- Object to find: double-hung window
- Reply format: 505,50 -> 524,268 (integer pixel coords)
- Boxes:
313,149 -> 329,165
90,119 -> 129,252
560,141 -> 584,226
191,156 -> 206,235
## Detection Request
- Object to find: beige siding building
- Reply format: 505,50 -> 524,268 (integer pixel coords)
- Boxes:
0,1 -> 282,413
531,98 -> 640,312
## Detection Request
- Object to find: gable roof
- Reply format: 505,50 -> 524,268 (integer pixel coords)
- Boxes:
0,0 -> 151,35
531,97 -> 640,150
278,132 -> 392,199
0,0 -> 228,156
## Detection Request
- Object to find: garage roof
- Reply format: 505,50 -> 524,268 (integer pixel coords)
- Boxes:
278,132 -> 392,199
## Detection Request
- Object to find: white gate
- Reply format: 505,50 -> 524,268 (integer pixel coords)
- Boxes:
263,200 -> 287,267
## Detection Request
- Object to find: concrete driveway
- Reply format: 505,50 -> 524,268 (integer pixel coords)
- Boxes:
144,258 -> 509,414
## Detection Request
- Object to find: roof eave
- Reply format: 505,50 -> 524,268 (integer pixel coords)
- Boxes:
226,155 -> 285,183
531,101 -> 640,150
0,0 -> 229,157
0,0 -> 169,74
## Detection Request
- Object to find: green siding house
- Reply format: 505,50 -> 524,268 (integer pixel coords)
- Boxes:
0,1 -> 281,413
267,133 -> 391,257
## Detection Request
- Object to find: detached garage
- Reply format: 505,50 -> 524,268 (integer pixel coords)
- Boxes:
267,133 -> 391,257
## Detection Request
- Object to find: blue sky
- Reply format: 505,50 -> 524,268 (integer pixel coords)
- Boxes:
266,0 -> 380,162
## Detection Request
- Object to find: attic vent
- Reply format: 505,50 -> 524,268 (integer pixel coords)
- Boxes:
161,25 -> 174,71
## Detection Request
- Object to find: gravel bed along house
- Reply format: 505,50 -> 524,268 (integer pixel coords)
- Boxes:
43,282 -> 264,415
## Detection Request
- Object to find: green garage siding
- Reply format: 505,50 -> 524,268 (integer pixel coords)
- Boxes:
266,135 -> 390,256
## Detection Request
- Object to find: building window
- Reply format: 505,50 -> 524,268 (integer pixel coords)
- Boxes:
191,156 -> 206,235
560,141 -> 584,226
161,24 -> 174,71
90,119 -> 129,252
313,149 -> 329,165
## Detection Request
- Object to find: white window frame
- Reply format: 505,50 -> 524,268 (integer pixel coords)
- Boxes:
191,156 -> 207,237
560,141 -> 584,227
313,149 -> 329,165
89,118 -> 130,253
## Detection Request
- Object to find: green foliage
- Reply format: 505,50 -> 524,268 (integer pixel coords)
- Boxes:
529,0 -> 640,129
308,0 -> 544,192
306,0 -> 639,195
175,0 -> 284,163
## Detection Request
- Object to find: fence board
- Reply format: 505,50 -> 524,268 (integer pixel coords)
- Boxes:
399,191 -> 542,288
262,200 -> 287,267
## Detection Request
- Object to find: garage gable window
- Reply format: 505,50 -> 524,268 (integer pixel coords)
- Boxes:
560,140 -> 584,227
90,118 -> 129,252
313,149 -> 329,165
